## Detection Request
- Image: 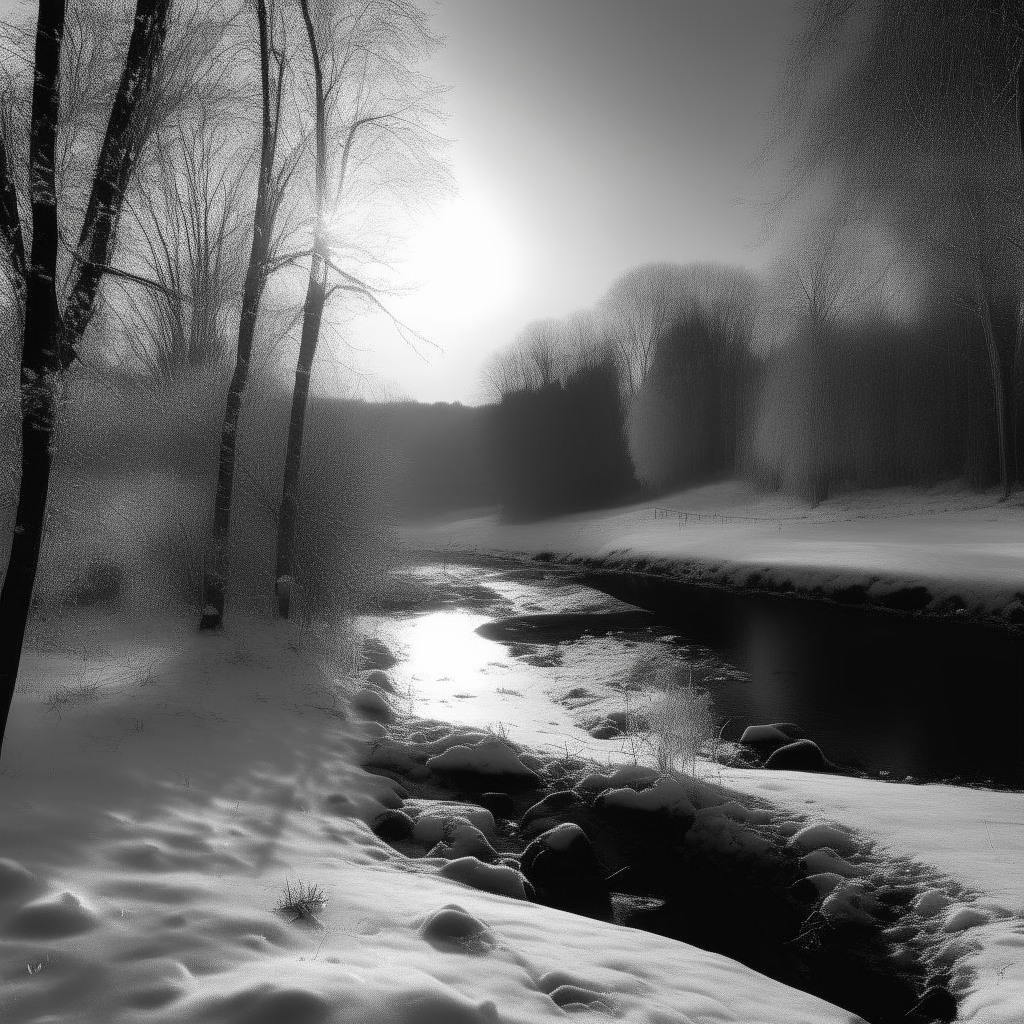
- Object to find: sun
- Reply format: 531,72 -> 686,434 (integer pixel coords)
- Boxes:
399,188 -> 525,322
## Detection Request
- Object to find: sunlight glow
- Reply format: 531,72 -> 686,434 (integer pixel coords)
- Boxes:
400,191 -> 525,321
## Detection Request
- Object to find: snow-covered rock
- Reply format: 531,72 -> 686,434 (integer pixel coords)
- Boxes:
575,765 -> 660,793
912,888 -> 950,917
596,776 -> 696,820
799,849 -> 868,878
425,736 -> 540,781
439,858 -> 531,900
819,881 -> 881,924
788,823 -> 859,857
740,724 -> 792,744
942,904 -> 990,932
352,686 -> 395,720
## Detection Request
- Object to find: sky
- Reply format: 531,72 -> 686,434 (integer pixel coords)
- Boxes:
0,0 -> 803,405
348,0 -> 802,404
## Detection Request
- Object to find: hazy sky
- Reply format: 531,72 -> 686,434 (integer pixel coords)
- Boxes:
357,0 -> 802,404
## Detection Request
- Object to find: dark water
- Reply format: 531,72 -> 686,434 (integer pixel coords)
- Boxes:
577,571 -> 1024,789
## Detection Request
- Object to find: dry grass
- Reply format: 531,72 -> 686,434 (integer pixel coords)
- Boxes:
277,880 -> 329,923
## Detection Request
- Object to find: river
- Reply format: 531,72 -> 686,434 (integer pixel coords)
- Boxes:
369,555 -> 1024,789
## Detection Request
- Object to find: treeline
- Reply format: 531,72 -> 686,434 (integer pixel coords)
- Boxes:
444,253 -> 1020,520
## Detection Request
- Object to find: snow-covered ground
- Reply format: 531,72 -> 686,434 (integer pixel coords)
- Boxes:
1,612 -> 868,1024
401,480 -> 1024,628
3,530 -> 1023,1023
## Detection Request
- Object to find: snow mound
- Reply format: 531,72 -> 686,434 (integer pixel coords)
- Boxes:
439,858 -> 530,900
4,891 -> 100,938
418,903 -> 498,955
699,800 -> 772,825
0,858 -> 44,902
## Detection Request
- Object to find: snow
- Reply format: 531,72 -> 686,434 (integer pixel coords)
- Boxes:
401,479 -> 1024,627
0,614 -> 864,1024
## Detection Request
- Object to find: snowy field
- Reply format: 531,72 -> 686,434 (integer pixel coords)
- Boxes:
2,613 -> 872,1024
400,480 -> 1024,629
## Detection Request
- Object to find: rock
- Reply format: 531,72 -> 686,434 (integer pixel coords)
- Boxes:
588,719 -> 623,740
4,892 -> 100,938
521,790 -> 580,827
520,823 -> 610,915
739,724 -> 792,745
764,739 -> 829,772
371,810 -> 414,842
479,792 -> 516,819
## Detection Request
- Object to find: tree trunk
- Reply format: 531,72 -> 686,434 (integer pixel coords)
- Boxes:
0,0 -> 171,755
274,0 -> 327,620
200,0 -> 279,630
274,266 -> 326,618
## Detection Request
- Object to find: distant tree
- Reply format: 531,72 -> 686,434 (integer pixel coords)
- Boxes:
625,262 -> 761,491
601,262 -> 693,398
0,0 -> 172,752
481,317 -> 568,399
763,0 -> 1024,497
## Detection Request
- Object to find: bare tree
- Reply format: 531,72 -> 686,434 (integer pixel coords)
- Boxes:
120,119 -> 251,378
601,262 -> 692,398
200,0 -> 301,631
0,0 -> 172,753
274,0 -> 446,619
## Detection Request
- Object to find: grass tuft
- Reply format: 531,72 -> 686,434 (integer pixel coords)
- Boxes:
277,880 -> 329,922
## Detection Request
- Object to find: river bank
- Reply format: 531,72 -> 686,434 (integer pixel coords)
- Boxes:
399,479 -> 1024,633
